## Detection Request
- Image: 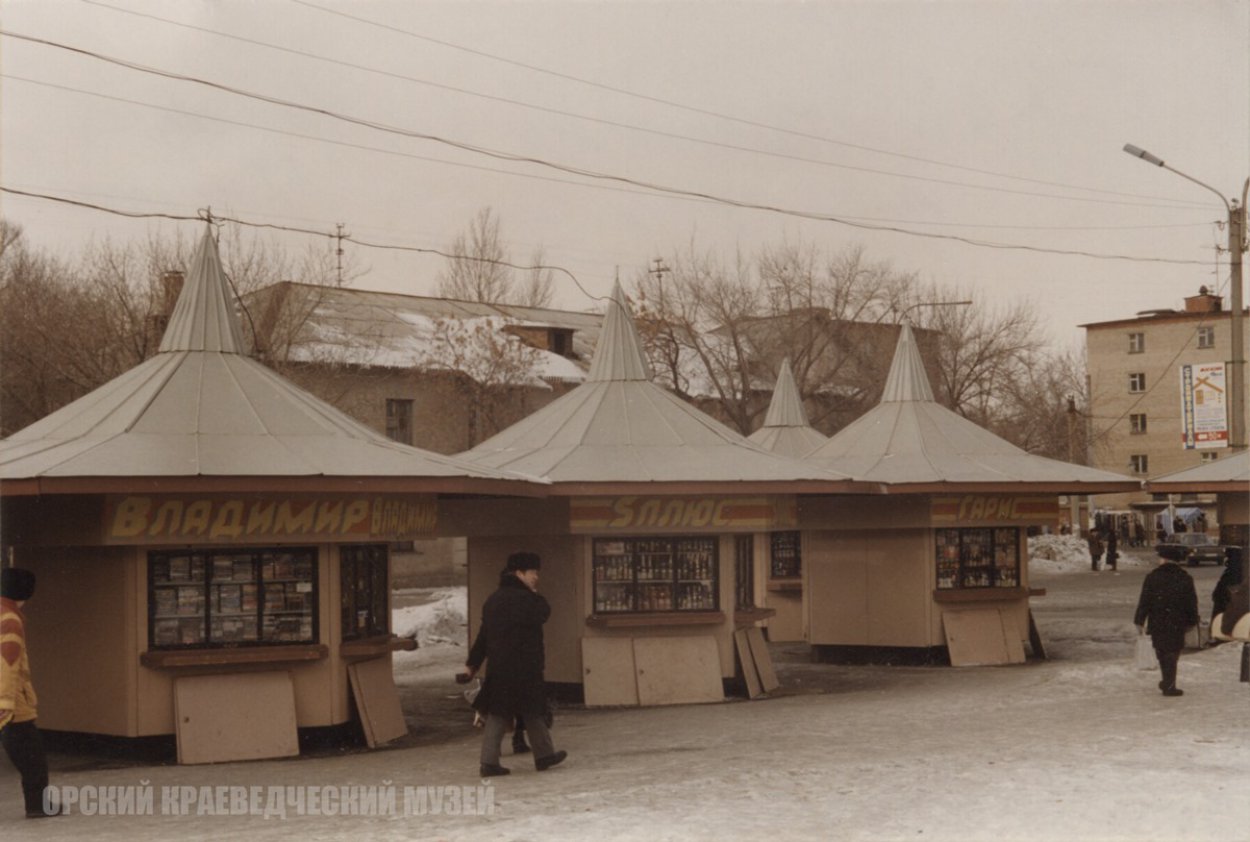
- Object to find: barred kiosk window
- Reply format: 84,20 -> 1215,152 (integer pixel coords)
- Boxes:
149,548 -> 317,648
593,537 -> 718,613
935,528 -> 1020,589
769,531 -> 801,579
341,544 -> 390,640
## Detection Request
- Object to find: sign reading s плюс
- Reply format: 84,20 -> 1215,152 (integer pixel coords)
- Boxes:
103,495 -> 437,544
570,495 -> 797,533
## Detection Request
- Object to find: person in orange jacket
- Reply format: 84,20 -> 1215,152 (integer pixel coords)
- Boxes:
1,567 -> 57,818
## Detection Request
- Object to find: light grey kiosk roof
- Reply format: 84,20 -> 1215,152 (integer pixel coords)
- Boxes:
747,358 -> 828,459
461,283 -> 871,494
0,227 -> 540,497
805,323 -> 1140,494
1146,450 -> 1250,494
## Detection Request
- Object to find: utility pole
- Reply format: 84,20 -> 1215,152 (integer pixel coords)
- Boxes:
1124,145 -> 1248,451
334,223 -> 349,286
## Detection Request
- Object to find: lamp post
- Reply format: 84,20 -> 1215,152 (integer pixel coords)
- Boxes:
1124,144 -> 1249,451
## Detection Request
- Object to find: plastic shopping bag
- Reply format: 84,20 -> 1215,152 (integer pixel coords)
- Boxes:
1135,633 -> 1156,670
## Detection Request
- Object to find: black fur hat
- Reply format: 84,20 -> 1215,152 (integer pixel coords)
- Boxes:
1,567 -> 36,601
505,552 -> 541,572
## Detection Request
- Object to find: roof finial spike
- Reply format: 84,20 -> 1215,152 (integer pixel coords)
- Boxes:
587,279 -> 653,382
880,323 -> 935,403
762,358 -> 811,427
158,224 -> 246,354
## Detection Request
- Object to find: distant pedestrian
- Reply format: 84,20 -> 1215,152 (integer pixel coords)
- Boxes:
1134,547 -> 1200,697
1106,530 -> 1119,572
1,568 -> 58,818
1087,530 -> 1104,572
459,552 -> 566,777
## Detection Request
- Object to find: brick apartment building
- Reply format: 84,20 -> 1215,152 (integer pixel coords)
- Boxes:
1083,286 -> 1249,518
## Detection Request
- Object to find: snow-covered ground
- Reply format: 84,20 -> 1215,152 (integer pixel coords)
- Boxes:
4,549 -> 1247,842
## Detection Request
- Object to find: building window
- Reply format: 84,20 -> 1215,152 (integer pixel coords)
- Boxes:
1197,326 -> 1215,349
1128,332 -> 1145,354
340,544 -> 389,640
1130,454 -> 1149,474
385,398 -> 414,445
935,528 -> 1020,589
770,531 -> 801,579
592,537 -> 718,613
149,548 -> 317,649
1201,452 -> 1219,463
1128,373 -> 1146,393
549,329 -> 573,357
1130,413 -> 1147,434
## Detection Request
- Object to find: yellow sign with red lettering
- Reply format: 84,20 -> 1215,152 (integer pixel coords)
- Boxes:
103,495 -> 437,544
930,495 -> 1058,525
570,496 -> 796,533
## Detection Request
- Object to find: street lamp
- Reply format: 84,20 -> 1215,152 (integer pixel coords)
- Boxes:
1124,144 -> 1249,451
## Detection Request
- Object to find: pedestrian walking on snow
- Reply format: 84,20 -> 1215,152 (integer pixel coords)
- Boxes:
460,552 -> 566,777
1134,547 -> 1199,696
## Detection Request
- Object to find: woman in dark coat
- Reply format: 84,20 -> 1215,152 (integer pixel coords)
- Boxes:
462,552 -> 566,776
1134,547 -> 1200,696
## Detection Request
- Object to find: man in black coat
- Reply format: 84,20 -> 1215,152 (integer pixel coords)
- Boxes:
461,552 -> 567,777
1134,546 -> 1200,696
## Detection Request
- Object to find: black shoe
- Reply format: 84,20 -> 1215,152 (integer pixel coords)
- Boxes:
26,807 -> 61,819
535,750 -> 567,771
1158,680 -> 1166,691
1162,688 -> 1184,697
512,739 -> 531,755
480,763 -> 511,777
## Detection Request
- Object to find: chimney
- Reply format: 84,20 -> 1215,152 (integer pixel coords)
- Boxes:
1184,286 -> 1222,314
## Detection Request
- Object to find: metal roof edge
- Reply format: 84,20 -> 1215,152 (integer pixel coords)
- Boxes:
0,475 -> 550,498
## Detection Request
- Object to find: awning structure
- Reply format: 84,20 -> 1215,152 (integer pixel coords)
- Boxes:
1145,450 -> 1250,495
460,283 -> 872,495
0,227 -> 542,497
747,358 -> 829,459
806,324 -> 1140,494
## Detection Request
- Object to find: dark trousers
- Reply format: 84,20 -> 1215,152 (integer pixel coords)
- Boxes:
481,713 -> 554,767
1,719 -> 50,815
1155,648 -> 1181,691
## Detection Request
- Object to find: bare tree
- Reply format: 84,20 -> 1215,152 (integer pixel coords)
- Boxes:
436,207 -> 512,303
435,207 -> 554,307
421,316 -> 543,447
632,240 -> 919,435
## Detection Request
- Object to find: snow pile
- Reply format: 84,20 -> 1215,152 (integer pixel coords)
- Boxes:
1027,534 -> 1092,573
393,587 -> 467,647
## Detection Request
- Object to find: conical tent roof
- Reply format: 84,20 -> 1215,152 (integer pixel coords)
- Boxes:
748,358 -> 828,459
461,283 -> 864,492
0,226 -> 539,495
806,324 -> 1139,493
1146,450 -> 1250,493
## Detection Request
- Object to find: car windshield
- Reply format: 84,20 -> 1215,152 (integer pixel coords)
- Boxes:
1178,533 -> 1216,547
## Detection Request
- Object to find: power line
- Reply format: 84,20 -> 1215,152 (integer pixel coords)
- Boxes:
0,186 -> 607,302
74,0 -> 1213,212
285,0 -> 1219,210
5,73 -> 1216,236
0,31 -> 1212,267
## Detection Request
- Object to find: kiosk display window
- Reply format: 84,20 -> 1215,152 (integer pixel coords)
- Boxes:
769,531 -> 801,579
149,548 -> 317,648
340,544 -> 389,640
593,536 -> 718,613
935,527 -> 1020,589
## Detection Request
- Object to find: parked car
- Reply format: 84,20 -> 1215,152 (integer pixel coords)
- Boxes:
1154,532 -> 1227,566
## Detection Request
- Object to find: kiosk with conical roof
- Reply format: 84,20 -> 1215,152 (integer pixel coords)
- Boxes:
456,284 -> 870,705
799,324 -> 1139,665
746,358 -> 829,641
0,227 -> 540,761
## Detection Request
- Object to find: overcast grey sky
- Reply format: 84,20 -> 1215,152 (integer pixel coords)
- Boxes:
2,0 -> 1247,348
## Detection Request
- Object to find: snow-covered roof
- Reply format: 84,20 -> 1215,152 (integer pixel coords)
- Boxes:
258,282 -> 598,385
459,283 -> 869,493
0,227 -> 542,496
747,358 -> 828,459
806,324 -> 1140,493
1145,450 -> 1250,493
